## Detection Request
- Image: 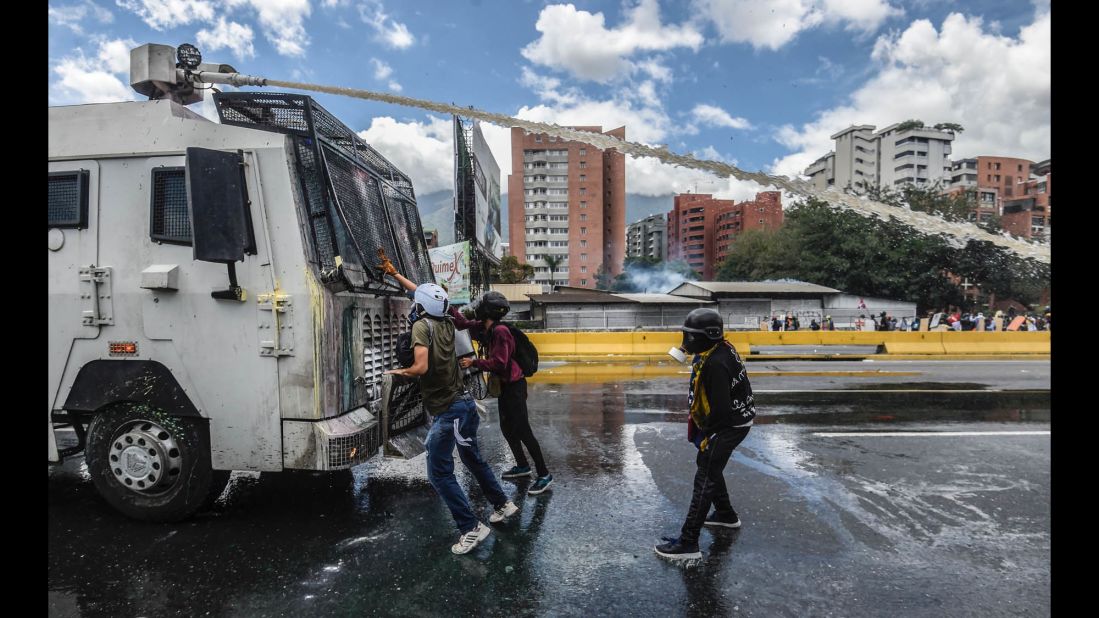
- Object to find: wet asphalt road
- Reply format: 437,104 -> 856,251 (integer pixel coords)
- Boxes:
49,371 -> 1050,617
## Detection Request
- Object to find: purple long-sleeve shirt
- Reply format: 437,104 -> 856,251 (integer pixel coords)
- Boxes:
449,307 -> 524,382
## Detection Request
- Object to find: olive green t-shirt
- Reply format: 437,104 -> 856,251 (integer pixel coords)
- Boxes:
411,317 -> 465,414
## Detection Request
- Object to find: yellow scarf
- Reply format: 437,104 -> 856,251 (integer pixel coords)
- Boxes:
688,342 -> 724,429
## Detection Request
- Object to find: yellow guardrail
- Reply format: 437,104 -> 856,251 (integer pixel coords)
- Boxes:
527,365 -> 922,384
525,331 -> 1049,356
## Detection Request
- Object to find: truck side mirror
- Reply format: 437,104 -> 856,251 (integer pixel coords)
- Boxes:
186,147 -> 256,300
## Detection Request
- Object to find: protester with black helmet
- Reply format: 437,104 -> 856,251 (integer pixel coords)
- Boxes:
655,308 -> 755,561
454,291 -> 553,495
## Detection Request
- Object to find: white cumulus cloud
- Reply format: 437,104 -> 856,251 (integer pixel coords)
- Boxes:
626,156 -> 767,199
357,116 -> 455,195
50,37 -> 139,104
115,0 -> 214,30
692,0 -> 902,51
522,0 -> 703,82
771,9 -> 1051,178
117,0 -> 310,57
359,0 -> 415,49
690,104 -> 752,130
371,58 -> 393,80
197,17 -> 255,60
49,1 -> 114,33
233,0 -> 311,57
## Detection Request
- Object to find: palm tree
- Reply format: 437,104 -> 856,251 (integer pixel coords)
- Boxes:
543,254 -> 563,291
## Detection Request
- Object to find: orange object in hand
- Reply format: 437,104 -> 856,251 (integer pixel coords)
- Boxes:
376,248 -> 398,276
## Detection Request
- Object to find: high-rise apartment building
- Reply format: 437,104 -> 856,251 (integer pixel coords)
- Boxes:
805,123 -> 955,192
626,213 -> 666,261
507,126 -> 626,288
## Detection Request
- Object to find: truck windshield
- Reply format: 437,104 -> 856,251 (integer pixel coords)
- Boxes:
214,92 -> 435,292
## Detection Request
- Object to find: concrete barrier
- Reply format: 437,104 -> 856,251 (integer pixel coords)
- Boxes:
940,332 -> 1050,355
882,332 -> 947,354
526,330 -> 1048,357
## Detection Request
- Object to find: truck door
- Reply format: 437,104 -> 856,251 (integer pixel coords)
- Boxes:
48,161 -> 103,460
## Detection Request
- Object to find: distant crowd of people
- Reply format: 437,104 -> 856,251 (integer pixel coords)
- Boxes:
767,306 -> 1050,332
916,306 -> 1051,332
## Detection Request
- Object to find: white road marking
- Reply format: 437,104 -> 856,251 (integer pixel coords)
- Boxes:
814,431 -> 1050,437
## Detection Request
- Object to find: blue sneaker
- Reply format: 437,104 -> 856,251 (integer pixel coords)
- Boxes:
704,509 -> 742,528
654,536 -> 701,560
502,465 -> 533,479
527,474 -> 553,495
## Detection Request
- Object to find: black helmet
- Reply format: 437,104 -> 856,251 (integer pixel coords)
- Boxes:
681,308 -> 724,354
474,290 -> 510,321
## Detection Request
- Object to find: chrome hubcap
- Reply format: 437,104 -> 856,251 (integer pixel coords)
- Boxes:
108,420 -> 183,494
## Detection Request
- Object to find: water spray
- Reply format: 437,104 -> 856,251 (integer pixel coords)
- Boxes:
130,43 -> 1050,265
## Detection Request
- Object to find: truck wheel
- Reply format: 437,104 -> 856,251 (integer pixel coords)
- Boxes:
85,404 -> 215,522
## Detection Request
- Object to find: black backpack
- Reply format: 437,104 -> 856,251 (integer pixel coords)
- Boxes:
498,323 -> 538,377
397,319 -> 435,368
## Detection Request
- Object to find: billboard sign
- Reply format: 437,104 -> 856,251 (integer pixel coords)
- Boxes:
429,240 -> 472,304
471,121 -> 503,259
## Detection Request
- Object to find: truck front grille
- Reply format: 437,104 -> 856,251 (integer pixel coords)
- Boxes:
362,307 -> 427,438
326,423 -> 380,469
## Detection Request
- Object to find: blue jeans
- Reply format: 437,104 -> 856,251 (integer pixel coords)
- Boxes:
425,395 -> 508,533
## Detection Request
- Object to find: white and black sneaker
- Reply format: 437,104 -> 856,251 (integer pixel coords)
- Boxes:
489,501 -> 519,523
704,510 -> 742,528
451,522 -> 492,555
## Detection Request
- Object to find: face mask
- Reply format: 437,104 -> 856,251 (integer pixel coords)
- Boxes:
682,332 -> 717,355
408,304 -> 422,325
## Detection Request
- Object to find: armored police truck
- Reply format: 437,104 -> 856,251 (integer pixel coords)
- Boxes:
48,44 -> 432,521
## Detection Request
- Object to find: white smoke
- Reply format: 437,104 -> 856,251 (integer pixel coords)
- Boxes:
619,262 -> 697,293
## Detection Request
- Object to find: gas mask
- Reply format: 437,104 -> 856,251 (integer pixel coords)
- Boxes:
682,331 -> 719,355
408,303 -> 424,325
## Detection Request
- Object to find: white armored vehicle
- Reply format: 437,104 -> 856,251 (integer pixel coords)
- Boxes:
48,44 -> 432,521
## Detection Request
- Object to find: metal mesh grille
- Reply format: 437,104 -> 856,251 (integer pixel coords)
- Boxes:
151,168 -> 191,243
216,95 -> 310,134
382,185 -> 435,284
326,425 -> 379,469
311,104 -> 356,155
48,172 -> 85,227
323,145 -> 399,270
387,379 -> 425,434
387,310 -> 424,434
362,307 -> 425,437
311,103 -> 414,201
213,92 -> 431,291
293,140 -> 337,270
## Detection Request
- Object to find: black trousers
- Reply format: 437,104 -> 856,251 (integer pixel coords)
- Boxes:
680,425 -> 752,544
497,378 -> 549,477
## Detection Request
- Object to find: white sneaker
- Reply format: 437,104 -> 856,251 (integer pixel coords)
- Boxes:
489,501 -> 519,523
451,522 -> 491,555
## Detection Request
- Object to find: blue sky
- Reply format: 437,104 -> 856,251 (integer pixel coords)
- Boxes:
49,0 -> 1050,212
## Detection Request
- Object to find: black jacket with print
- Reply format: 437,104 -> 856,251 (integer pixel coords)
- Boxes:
700,343 -> 756,433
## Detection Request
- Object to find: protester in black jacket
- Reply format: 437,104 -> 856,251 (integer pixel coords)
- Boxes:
656,309 -> 755,561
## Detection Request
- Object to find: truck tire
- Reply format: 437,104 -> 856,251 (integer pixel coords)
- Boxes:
85,404 -> 216,522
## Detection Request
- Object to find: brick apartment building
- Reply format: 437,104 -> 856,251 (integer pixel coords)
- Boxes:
508,126 -> 626,288
667,191 -> 783,279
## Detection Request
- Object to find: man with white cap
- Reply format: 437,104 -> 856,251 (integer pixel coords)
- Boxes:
379,253 -> 518,555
